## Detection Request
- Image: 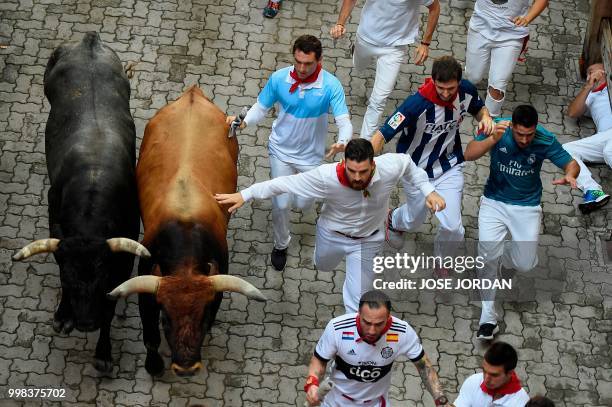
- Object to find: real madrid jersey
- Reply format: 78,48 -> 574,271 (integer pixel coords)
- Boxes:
314,313 -> 424,402
475,119 -> 573,206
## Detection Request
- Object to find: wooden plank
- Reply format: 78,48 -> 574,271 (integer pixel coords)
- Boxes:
582,0 -> 612,77
601,18 -> 612,108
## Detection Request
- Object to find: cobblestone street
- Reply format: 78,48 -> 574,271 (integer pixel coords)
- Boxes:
1,0 -> 611,405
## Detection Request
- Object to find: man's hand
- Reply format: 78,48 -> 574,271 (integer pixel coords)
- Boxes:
305,385 -> 321,406
491,120 -> 511,142
225,115 -> 246,130
425,191 -> 446,212
512,15 -> 530,27
414,44 -> 429,65
325,143 -> 346,160
329,24 -> 346,39
214,192 -> 245,213
552,175 -> 577,189
478,114 -> 495,136
586,69 -> 605,91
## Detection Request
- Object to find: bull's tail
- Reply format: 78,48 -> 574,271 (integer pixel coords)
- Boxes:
124,61 -> 138,79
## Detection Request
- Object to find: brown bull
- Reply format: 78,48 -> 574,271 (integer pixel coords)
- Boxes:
108,86 -> 265,377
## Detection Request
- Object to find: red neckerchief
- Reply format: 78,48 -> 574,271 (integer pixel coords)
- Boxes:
517,36 -> 529,62
593,82 -> 607,93
335,160 -> 376,197
418,77 -> 457,109
289,63 -> 322,93
480,371 -> 523,397
355,315 -> 393,345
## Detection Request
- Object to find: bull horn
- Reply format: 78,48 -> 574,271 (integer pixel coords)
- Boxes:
13,238 -> 60,260
107,238 -> 151,257
208,275 -> 267,302
107,275 -> 161,299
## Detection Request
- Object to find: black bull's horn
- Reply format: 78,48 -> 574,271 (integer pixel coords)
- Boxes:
107,274 -> 267,301
13,238 -> 151,261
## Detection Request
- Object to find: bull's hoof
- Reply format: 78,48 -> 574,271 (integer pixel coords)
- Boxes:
52,317 -> 74,334
145,352 -> 164,377
94,358 -> 113,373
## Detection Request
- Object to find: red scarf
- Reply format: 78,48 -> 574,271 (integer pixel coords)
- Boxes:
418,78 -> 457,109
593,81 -> 607,93
480,371 -> 523,397
335,160 -> 376,196
355,315 -> 393,345
289,63 -> 322,93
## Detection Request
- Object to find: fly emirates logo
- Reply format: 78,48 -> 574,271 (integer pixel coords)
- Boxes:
498,159 -> 535,177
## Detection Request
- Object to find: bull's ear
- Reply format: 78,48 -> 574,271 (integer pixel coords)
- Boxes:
208,275 -> 266,302
107,275 -> 160,299
207,262 -> 219,276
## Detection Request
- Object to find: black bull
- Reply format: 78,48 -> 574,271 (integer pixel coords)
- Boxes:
12,32 -> 149,372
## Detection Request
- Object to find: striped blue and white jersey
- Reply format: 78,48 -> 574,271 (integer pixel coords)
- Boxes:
379,79 -> 485,179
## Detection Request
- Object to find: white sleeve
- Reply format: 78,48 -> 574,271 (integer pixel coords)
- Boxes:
398,154 -> 435,197
334,113 -> 353,145
241,166 -> 328,202
453,374 -> 478,407
243,102 -> 269,127
314,320 -> 337,361
400,323 -> 425,361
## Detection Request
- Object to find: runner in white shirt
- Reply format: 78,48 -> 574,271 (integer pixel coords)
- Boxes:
454,342 -> 529,407
465,0 -> 549,117
304,290 -> 452,407
215,139 -> 446,312
330,0 -> 440,139
563,63 -> 612,214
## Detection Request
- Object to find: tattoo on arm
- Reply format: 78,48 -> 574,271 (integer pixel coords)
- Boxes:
414,354 -> 444,399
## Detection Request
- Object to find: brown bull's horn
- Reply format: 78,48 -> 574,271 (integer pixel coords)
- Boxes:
106,238 -> 151,257
208,275 -> 267,302
107,275 -> 161,299
13,238 -> 60,261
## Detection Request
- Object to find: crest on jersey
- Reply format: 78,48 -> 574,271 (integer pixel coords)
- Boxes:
388,112 -> 405,130
527,154 -> 536,164
381,346 -> 394,359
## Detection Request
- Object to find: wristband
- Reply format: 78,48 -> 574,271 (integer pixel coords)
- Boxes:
421,41 -> 431,46
304,375 -> 319,393
335,23 -> 345,27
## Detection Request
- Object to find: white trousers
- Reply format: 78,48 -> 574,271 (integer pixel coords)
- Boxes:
464,28 -> 524,117
270,155 -> 318,249
478,196 -> 541,325
314,226 -> 384,313
353,34 -> 408,139
322,388 -> 388,407
392,164 -> 465,257
563,128 -> 612,192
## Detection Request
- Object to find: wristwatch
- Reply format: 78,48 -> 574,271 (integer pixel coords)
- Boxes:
434,395 -> 448,406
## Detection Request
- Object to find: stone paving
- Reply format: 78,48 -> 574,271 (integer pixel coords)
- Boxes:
1,0 -> 611,406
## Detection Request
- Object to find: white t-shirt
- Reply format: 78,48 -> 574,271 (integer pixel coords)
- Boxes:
358,0 -> 433,47
469,0 -> 530,42
454,373 -> 530,407
586,86 -> 612,132
314,313 -> 424,402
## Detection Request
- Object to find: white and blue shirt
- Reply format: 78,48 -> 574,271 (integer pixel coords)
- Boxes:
257,66 -> 350,165
475,119 -> 573,206
379,80 -> 485,179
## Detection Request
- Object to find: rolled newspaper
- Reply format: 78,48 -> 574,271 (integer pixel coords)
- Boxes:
303,378 -> 334,407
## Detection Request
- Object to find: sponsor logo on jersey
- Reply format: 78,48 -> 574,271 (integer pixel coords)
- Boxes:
342,331 -> 355,341
388,112 -> 405,129
386,333 -> 399,342
381,346 -> 394,359
424,119 -> 460,137
498,160 -> 535,177
347,349 -> 357,355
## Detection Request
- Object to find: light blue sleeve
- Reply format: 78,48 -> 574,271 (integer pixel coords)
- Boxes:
329,78 -> 349,117
258,74 -> 279,109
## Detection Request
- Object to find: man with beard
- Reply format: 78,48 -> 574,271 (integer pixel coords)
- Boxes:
215,139 -> 445,312
304,290 -> 452,406
370,56 -> 494,267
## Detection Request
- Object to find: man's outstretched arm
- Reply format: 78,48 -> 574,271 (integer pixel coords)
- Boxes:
413,354 -> 454,406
